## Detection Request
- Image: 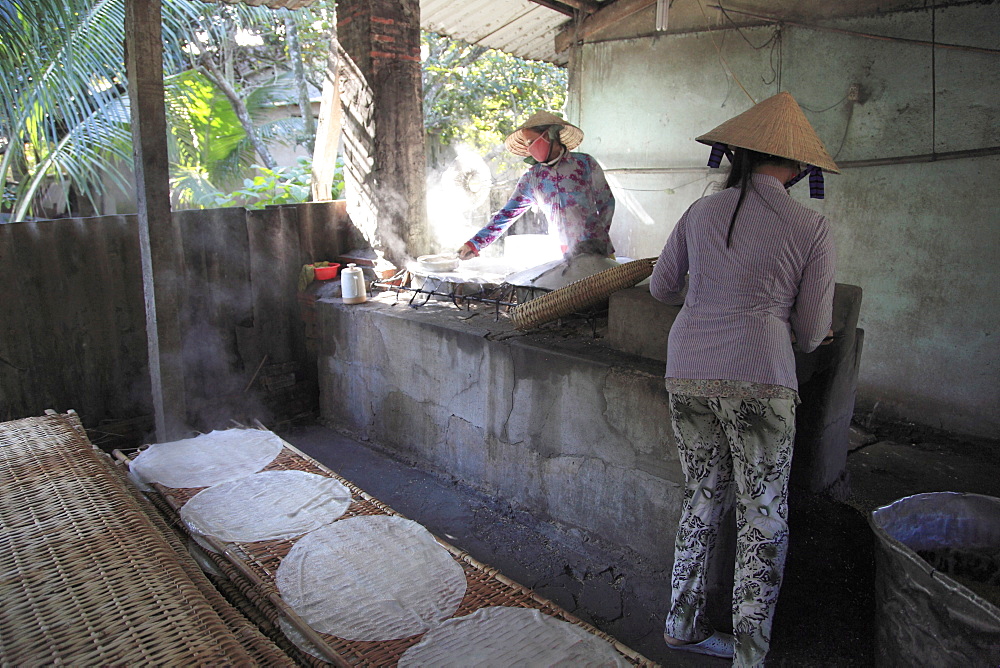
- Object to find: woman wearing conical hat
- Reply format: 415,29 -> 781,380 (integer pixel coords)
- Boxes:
650,92 -> 839,666
456,110 -> 615,260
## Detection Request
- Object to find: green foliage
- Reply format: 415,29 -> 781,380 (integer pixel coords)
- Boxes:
421,32 -> 568,154
202,159 -> 311,209
165,67 -> 308,206
0,0 -> 319,220
194,156 -> 342,210
0,0 -> 564,220
0,0 -> 155,220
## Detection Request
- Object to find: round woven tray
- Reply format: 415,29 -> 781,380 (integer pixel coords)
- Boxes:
510,258 -> 656,330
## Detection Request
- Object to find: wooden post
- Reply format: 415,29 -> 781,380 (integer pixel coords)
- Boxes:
312,32 -> 344,202
337,0 -> 428,267
125,0 -> 188,442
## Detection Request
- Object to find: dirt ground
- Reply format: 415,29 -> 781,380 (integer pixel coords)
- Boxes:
279,418 -> 1000,667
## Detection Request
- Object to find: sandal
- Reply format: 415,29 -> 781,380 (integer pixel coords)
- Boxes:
664,631 -> 735,659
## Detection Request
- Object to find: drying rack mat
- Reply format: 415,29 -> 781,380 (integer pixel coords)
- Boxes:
276,516 -> 467,641
129,440 -> 655,667
181,470 -> 352,543
398,606 -> 629,667
0,413 -> 292,666
130,428 -> 284,488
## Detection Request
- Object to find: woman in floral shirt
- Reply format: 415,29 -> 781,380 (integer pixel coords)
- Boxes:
457,111 -> 615,260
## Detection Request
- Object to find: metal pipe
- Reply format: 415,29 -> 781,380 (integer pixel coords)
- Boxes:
836,146 -> 1000,169
708,5 -> 1000,56
604,167 -> 711,174
603,146 -> 1000,175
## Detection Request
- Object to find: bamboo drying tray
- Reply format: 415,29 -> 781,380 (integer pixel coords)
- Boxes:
510,257 -> 656,330
118,434 -> 658,668
0,412 -> 294,666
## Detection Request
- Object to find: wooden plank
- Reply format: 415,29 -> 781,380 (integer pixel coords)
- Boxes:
554,0 -> 656,52
0,217 -> 151,426
246,206 -> 305,377
528,0 -> 576,18
176,208 -> 255,430
311,41 -> 343,202
536,0 -> 602,13
86,215 -> 152,425
126,0 -> 188,440
0,222 -> 43,420
296,200 -> 362,264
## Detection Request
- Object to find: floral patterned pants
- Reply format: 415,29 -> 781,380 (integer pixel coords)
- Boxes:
664,393 -> 797,667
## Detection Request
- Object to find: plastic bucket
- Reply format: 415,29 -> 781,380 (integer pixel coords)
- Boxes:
870,492 -> 1000,667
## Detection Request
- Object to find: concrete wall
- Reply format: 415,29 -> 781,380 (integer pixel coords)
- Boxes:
569,3 -> 999,438
317,299 -> 686,562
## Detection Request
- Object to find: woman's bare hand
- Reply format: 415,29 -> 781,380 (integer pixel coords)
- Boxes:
457,242 -> 478,260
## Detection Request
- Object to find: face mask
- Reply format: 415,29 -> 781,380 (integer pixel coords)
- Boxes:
528,134 -> 551,162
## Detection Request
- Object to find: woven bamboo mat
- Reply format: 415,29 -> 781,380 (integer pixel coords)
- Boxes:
120,436 -> 657,667
0,412 -> 294,666
510,258 -> 656,330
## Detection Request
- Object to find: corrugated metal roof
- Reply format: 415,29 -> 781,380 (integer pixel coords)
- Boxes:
421,0 -> 575,66
200,0 -> 574,64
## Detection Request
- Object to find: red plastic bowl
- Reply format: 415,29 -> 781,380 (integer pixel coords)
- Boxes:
314,264 -> 341,280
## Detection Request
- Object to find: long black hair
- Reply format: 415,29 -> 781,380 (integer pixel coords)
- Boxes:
723,148 -> 798,247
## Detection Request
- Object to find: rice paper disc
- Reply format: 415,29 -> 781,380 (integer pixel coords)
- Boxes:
279,618 -> 329,663
130,429 -> 284,488
275,516 -> 467,641
180,471 -> 352,543
398,607 -> 629,668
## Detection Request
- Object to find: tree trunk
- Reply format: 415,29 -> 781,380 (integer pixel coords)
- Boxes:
283,9 -> 315,153
198,55 -> 277,170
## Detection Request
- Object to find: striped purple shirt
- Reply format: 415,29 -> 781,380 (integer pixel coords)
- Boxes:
649,174 -> 836,392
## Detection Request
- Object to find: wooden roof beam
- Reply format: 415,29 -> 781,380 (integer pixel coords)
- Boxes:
529,0 -> 602,17
555,0 -> 656,52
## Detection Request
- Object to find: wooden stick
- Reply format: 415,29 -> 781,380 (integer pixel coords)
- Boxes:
243,354 -> 269,393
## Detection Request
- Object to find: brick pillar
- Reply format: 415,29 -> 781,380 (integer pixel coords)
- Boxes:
337,0 -> 427,266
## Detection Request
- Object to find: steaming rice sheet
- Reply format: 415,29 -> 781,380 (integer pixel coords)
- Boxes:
275,516 -> 467,641
180,470 -> 352,543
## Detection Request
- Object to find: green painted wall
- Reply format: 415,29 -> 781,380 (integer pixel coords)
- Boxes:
570,3 -> 999,437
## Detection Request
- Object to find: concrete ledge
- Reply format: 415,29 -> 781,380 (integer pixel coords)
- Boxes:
316,295 -> 685,562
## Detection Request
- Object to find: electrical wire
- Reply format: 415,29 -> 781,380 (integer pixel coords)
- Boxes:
832,104 -> 854,160
799,94 -> 849,114
716,4 -> 783,89
717,5 -> 777,51
695,0 -> 756,104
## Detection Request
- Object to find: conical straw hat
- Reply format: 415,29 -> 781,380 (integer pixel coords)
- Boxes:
504,111 -> 585,157
696,92 -> 840,173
